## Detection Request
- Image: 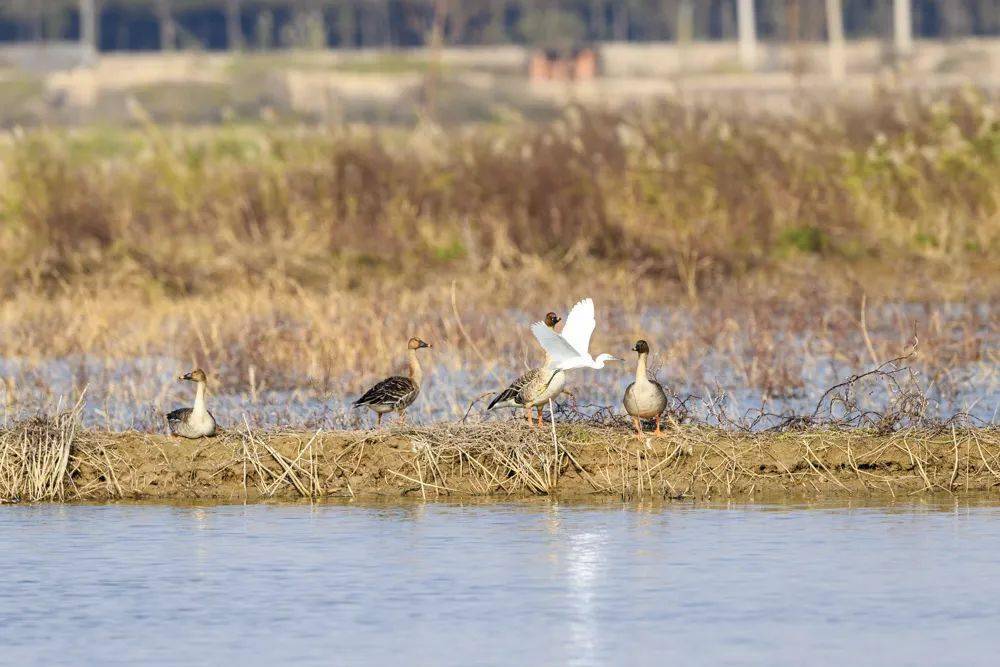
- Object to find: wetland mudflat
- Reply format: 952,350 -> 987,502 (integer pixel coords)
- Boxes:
4,422 -> 1000,502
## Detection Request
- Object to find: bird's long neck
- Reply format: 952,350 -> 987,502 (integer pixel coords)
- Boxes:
635,353 -> 649,384
193,380 -> 207,416
408,349 -> 423,385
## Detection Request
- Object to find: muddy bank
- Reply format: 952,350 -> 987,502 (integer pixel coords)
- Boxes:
1,418 -> 998,502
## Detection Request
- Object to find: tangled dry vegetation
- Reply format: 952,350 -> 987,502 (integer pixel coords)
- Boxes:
0,410 -> 78,502
1,388 -> 997,503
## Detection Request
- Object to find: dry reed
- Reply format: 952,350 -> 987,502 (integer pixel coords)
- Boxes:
2,407 -> 997,503
0,398 -> 80,501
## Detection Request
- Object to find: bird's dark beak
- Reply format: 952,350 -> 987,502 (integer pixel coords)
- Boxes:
420,341 -> 431,349
632,343 -> 640,352
554,316 -> 561,324
179,373 -> 192,381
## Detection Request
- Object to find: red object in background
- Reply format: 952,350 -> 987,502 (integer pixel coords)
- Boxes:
529,47 -> 599,82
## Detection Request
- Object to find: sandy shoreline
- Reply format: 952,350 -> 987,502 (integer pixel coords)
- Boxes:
2,418 -> 997,502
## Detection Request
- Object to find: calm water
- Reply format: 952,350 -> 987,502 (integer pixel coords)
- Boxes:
3,500 -> 1000,666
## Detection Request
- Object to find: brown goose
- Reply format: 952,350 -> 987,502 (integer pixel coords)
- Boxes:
166,368 -> 217,439
622,340 -> 668,439
354,337 -> 431,427
488,312 -> 567,427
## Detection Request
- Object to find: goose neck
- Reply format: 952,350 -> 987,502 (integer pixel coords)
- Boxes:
408,349 -> 423,385
635,352 -> 649,383
193,380 -> 207,416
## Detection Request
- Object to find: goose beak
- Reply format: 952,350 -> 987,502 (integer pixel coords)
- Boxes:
179,373 -> 192,381
420,341 -> 431,349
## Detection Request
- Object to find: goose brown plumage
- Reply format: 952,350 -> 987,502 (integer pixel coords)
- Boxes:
354,337 -> 431,427
488,312 -> 568,427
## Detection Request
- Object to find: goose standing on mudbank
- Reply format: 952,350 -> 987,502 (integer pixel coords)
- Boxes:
354,337 -> 431,427
488,312 -> 567,427
623,340 -> 668,438
167,368 -> 217,439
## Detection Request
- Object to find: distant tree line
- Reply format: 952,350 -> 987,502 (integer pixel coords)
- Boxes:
0,1 -> 997,51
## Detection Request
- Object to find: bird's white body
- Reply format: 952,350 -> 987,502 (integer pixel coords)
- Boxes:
530,298 -> 618,371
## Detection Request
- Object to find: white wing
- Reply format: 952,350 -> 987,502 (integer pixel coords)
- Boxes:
560,298 -> 596,357
531,321 -> 584,368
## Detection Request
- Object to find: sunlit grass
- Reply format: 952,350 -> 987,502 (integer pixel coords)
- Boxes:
0,93 -> 995,296
0,95 -> 995,430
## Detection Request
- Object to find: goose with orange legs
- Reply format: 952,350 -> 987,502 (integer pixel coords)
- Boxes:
622,340 -> 668,439
354,337 -> 431,427
488,312 -> 567,427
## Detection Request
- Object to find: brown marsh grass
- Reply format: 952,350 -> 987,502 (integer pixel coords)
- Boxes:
0,269 -> 994,430
0,92 -> 996,295
0,93 -> 995,430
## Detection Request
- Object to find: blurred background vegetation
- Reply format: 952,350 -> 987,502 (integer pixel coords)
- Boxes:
0,94 -> 995,297
0,1 -> 995,295
0,1 -> 997,51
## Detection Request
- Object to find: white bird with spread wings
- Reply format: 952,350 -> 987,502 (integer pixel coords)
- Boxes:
531,298 -> 620,371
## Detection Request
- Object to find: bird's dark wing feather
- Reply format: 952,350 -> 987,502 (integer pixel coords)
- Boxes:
354,376 -> 418,408
487,370 -> 533,409
166,407 -> 193,423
